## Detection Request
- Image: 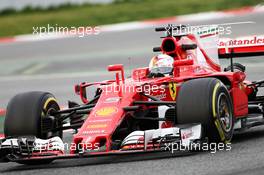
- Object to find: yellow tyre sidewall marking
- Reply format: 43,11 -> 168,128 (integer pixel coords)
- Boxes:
44,97 -> 57,109
42,97 -> 57,114
212,82 -> 226,142
212,83 -> 220,118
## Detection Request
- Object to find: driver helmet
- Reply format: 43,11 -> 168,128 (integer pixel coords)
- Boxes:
149,54 -> 174,75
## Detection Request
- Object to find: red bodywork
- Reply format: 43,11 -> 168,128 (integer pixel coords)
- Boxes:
2,32 -> 264,162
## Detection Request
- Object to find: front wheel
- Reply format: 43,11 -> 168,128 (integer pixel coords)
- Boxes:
4,91 -> 62,165
5,91 -> 62,139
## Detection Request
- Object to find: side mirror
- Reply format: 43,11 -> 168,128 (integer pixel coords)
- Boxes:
74,83 -> 88,104
108,64 -> 125,83
108,64 -> 124,72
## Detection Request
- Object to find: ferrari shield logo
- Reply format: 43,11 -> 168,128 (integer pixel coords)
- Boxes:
169,82 -> 177,100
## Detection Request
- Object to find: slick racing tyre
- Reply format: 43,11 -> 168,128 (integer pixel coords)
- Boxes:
177,78 -> 234,143
4,91 -> 62,139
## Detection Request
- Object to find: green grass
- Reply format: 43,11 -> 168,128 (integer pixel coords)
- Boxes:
0,0 -> 263,37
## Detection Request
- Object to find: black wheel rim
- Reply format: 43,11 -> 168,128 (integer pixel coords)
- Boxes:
217,92 -> 232,133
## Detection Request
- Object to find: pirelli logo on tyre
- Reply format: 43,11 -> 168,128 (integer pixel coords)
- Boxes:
95,107 -> 118,117
169,82 -> 177,100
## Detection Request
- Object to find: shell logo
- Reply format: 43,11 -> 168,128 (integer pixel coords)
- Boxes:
95,107 -> 118,117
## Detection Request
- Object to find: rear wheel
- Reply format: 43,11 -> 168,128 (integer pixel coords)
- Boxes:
177,78 -> 234,143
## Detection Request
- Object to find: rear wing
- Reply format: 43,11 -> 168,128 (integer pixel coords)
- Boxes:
218,35 -> 264,58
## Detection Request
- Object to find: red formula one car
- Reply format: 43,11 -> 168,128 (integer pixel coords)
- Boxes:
1,25 -> 264,164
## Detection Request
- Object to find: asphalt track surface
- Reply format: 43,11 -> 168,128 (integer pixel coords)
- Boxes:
0,11 -> 264,175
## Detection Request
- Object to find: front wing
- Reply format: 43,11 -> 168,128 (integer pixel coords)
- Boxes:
0,124 -> 202,163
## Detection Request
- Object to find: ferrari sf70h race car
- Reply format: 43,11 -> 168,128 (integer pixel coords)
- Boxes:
1,24 -> 264,165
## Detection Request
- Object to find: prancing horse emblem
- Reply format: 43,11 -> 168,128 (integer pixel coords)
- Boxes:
169,82 -> 177,100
